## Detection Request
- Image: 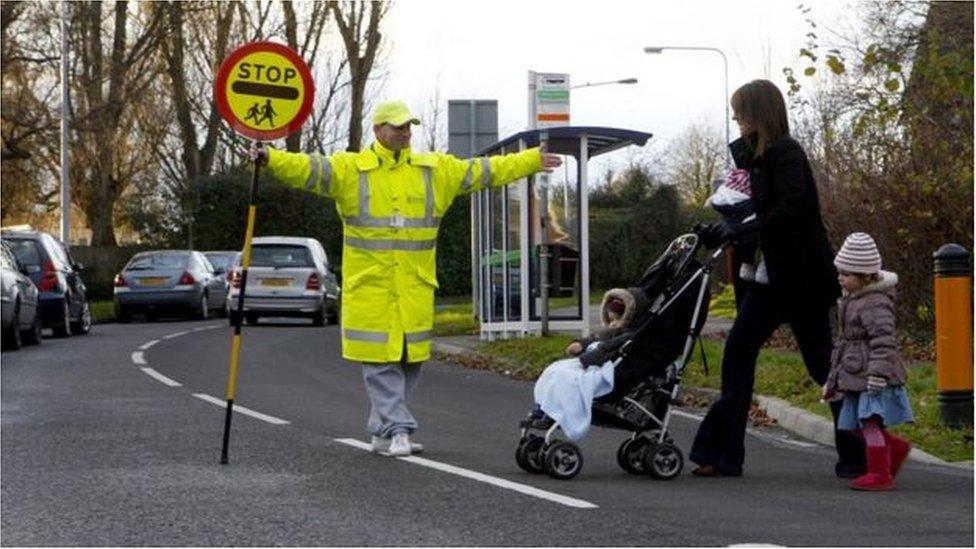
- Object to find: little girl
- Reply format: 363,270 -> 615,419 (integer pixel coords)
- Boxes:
822,232 -> 914,491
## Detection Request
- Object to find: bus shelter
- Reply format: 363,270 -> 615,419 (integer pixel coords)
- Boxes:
472,126 -> 653,340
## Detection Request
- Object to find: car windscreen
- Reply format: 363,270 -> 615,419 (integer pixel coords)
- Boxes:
3,239 -> 42,270
249,245 -> 313,268
125,253 -> 189,271
205,253 -> 237,270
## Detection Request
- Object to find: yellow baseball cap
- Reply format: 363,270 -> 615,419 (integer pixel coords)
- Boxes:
373,100 -> 420,126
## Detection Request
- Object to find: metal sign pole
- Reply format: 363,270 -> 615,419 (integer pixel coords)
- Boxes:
220,140 -> 261,465
539,131 -> 550,337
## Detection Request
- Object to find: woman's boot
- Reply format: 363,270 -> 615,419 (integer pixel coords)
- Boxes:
883,431 -> 912,478
849,446 -> 893,491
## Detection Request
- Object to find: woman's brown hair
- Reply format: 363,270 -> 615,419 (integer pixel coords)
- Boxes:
730,79 -> 790,158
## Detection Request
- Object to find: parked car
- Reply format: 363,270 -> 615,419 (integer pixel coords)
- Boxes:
227,236 -> 339,326
1,241 -> 42,349
114,250 -> 228,322
204,251 -> 239,316
1,229 -> 91,337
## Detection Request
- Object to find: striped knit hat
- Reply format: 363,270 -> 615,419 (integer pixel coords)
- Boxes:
834,232 -> 882,274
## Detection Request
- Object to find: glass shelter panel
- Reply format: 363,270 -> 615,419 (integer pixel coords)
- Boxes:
529,154 -> 582,321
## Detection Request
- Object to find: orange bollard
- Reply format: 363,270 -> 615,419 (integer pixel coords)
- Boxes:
933,243 -> 973,428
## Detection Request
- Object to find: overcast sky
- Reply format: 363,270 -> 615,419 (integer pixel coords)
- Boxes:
379,0 -> 854,174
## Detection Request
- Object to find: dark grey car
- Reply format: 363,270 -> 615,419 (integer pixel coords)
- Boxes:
113,250 -> 227,322
1,241 -> 42,349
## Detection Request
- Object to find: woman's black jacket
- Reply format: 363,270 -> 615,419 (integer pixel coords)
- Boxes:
729,135 -> 841,316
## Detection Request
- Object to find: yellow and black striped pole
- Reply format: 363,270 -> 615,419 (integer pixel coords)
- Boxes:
220,140 -> 263,465
934,243 -> 973,429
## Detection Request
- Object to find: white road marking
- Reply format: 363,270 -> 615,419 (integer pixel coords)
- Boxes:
138,339 -> 160,350
335,438 -> 598,509
140,367 -> 182,387
131,351 -> 147,365
728,544 -> 785,547
162,330 -> 190,339
191,393 -> 290,425
192,325 -> 220,331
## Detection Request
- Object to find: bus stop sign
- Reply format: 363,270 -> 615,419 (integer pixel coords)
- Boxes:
215,41 -> 314,140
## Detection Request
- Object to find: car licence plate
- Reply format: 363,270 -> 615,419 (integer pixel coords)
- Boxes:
261,278 -> 291,287
138,277 -> 168,286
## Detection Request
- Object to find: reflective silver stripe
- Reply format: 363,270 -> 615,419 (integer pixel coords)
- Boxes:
460,160 -> 474,192
345,237 -> 437,251
305,154 -> 321,191
320,155 -> 332,194
405,330 -> 432,343
422,167 -> 435,226
345,168 -> 440,228
344,329 -> 388,343
480,157 -> 491,187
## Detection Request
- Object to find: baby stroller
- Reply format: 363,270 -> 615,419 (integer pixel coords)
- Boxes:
515,230 -> 724,480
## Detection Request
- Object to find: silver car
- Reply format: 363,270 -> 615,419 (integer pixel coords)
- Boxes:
114,250 -> 228,322
228,236 -> 339,326
1,241 -> 42,349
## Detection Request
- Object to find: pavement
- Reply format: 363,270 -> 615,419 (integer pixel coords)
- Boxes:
432,313 -> 962,468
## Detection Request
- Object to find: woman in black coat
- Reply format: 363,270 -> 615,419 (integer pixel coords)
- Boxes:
690,79 -> 866,477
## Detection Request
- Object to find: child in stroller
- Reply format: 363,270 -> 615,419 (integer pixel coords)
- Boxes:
515,232 -> 718,480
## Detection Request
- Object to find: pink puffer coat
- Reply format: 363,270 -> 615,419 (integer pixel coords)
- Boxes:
826,271 -> 906,392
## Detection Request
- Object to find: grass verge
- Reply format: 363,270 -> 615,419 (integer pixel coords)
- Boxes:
91,300 -> 114,323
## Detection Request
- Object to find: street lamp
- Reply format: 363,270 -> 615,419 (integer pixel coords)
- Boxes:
570,77 -> 638,89
644,46 -> 730,164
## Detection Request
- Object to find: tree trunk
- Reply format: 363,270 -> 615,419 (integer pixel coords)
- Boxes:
331,1 -> 386,153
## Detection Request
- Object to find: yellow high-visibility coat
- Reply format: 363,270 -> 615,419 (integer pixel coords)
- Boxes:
265,140 -> 544,363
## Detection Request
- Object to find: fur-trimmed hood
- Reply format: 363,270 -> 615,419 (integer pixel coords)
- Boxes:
600,287 -> 649,329
844,270 -> 898,299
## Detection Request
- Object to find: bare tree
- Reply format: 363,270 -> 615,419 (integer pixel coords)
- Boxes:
69,1 -> 165,246
662,122 -> 725,207
330,0 -> 388,152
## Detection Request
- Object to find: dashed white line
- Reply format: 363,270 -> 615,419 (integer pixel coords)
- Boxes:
131,351 -> 147,365
162,330 -> 190,340
335,438 -> 598,509
191,393 -> 291,425
138,339 -> 160,350
140,367 -> 182,387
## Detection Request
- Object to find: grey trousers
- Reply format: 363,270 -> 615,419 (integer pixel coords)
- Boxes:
362,360 -> 423,438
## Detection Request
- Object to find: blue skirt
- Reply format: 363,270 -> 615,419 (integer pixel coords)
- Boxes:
837,386 -> 915,430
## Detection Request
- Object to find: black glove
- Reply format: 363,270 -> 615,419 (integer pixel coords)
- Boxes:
694,221 -> 726,249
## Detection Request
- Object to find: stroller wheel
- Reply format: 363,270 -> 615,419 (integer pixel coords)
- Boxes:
616,437 -> 649,475
643,442 -> 684,480
544,441 -> 584,480
515,435 -> 546,474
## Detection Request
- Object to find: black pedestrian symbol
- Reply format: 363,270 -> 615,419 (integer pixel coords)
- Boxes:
258,99 -> 277,127
244,102 -> 261,125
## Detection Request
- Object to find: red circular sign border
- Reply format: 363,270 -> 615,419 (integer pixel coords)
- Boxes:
215,41 -> 315,141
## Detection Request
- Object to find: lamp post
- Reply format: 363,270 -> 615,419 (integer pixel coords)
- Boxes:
644,46 -> 730,164
570,77 -> 638,89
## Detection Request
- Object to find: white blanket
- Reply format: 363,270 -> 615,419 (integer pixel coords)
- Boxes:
533,357 -> 616,441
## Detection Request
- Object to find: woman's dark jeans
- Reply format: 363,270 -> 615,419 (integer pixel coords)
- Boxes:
690,283 -> 865,475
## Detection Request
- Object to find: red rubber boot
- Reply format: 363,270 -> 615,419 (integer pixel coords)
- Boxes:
849,446 -> 893,491
884,431 -> 912,478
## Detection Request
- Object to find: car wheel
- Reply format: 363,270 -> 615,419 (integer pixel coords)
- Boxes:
3,301 -> 23,350
197,293 -> 209,320
245,312 -> 259,325
70,300 -> 92,335
311,305 -> 326,327
218,297 -> 229,318
327,299 -> 339,325
23,308 -> 42,345
115,304 -> 131,324
52,298 -> 71,338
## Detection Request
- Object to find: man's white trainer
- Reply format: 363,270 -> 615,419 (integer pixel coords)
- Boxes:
371,434 -> 424,456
